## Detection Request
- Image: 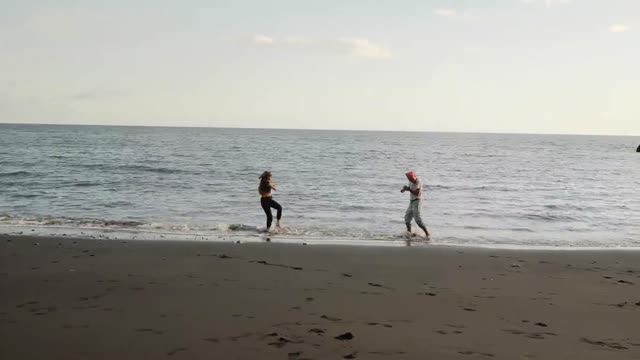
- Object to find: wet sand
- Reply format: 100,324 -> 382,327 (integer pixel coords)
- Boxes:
1,235 -> 639,359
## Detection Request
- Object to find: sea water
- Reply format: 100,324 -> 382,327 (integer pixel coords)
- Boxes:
1,124 -> 638,248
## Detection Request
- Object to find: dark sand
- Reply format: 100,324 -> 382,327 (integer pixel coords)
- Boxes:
1,235 -> 639,359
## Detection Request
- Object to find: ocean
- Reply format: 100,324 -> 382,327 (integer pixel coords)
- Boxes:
1,124 -> 638,248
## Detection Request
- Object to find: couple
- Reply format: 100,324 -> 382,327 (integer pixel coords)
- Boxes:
257,170 -> 430,240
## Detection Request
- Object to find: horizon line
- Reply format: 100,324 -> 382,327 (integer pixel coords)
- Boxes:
0,122 -> 638,137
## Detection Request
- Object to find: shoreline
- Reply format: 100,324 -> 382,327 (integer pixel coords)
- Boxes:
2,234 -> 640,359
3,229 -> 640,251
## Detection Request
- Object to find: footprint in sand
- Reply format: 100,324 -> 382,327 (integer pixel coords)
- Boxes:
580,337 -> 628,350
31,306 -> 57,315
135,328 -> 164,335
366,322 -> 393,328
166,347 -> 188,356
360,291 -> 382,295
335,332 -> 354,340
288,351 -> 307,360
368,350 -> 406,355
502,329 -> 557,340
16,301 -> 39,308
617,280 -> 634,285
446,324 -> 467,329
320,315 -> 341,322
268,337 -> 294,348
458,350 -> 495,357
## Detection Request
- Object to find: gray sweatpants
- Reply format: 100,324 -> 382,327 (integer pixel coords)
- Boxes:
405,200 -> 426,228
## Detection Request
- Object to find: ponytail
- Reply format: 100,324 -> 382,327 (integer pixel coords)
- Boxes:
259,171 -> 271,179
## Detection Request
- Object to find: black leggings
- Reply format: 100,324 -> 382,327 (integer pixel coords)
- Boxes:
261,197 -> 282,229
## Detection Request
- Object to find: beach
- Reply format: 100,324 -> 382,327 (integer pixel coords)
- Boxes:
1,235 -> 639,359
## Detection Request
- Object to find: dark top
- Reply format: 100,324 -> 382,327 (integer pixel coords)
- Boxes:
259,180 -> 272,195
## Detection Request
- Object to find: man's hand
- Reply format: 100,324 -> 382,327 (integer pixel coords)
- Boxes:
401,186 -> 408,193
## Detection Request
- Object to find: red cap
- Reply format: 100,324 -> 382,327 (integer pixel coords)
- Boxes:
405,171 -> 415,178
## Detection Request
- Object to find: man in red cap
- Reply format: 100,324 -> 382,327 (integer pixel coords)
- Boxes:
401,171 -> 430,240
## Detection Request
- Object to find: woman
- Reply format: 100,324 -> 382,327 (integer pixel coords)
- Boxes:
258,171 -> 283,231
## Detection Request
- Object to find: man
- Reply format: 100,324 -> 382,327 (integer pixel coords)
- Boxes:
401,171 -> 431,240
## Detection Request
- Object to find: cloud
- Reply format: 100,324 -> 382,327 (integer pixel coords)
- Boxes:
433,8 -> 481,21
521,0 -> 572,8
608,24 -> 631,33
435,8 -> 457,17
245,34 -> 391,59
337,38 -> 391,59
252,34 -> 274,45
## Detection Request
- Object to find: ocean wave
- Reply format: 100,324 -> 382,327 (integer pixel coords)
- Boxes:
0,215 -> 145,228
76,163 -> 193,174
73,181 -> 101,187
118,164 -> 190,174
523,213 -> 578,222
464,210 -> 579,223
101,201 -> 133,208
0,171 -> 32,177
462,225 -> 534,233
215,223 -> 255,232
0,215 -> 389,240
425,184 -> 513,192
1,218 -> 638,249
101,220 -> 144,227
10,193 -> 40,199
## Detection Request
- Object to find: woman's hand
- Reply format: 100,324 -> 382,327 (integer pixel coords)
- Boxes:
271,184 -> 277,191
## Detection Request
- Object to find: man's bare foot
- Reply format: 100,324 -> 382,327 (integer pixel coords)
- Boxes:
424,233 -> 431,241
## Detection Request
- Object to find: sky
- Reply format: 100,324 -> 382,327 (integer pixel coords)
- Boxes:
1,0 -> 639,135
